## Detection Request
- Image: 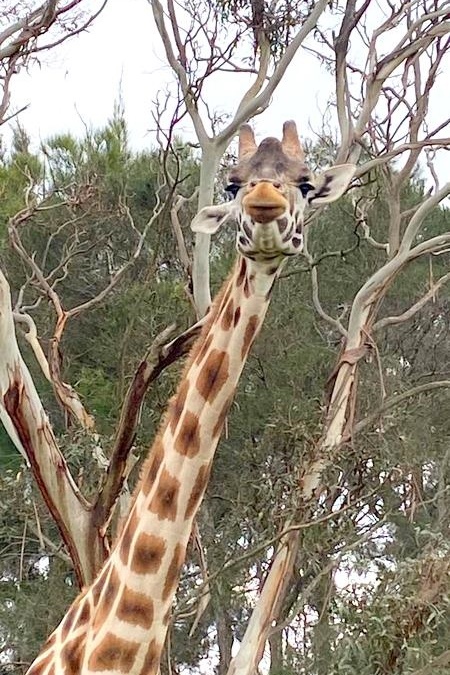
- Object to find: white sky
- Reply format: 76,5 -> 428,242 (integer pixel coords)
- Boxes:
8,0 -> 334,150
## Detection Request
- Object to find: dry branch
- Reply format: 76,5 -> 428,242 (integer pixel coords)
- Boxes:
354,380 -> 450,437
92,318 -> 204,529
0,1 -> 108,126
374,271 -> 450,331
0,269 -> 107,585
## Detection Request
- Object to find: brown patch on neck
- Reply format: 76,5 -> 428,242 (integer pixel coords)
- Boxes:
212,395 -> 234,438
141,437 -> 165,496
43,633 -> 57,650
169,379 -> 189,434
60,597 -> 81,642
138,639 -> 160,675
148,468 -> 181,520
130,532 -> 166,575
194,334 -> 213,367
88,633 -> 139,673
162,543 -> 185,601
117,586 -> 154,629
184,463 -> 212,520
93,567 -> 120,630
119,507 -> 140,565
196,349 -> 230,403
61,637 -> 85,675
91,565 -> 109,606
174,410 -> 201,457
74,599 -> 90,629
236,257 -> 247,286
241,315 -> 260,359
221,296 -> 235,331
30,651 -> 54,673
234,306 -> 241,326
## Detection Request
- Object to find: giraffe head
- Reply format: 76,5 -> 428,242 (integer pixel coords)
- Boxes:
192,121 -> 355,262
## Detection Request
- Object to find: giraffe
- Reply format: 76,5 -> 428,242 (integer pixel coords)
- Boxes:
26,121 -> 355,675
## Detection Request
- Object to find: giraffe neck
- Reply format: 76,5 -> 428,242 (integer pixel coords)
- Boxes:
26,256 -> 281,675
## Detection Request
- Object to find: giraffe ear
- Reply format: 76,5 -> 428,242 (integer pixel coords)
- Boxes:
308,164 -> 356,206
191,203 -> 234,234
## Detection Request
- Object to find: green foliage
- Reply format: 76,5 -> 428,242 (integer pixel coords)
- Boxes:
0,428 -> 20,472
216,0 -> 314,57
0,126 -> 43,245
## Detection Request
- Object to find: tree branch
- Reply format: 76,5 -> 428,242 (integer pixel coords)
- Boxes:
374,271 -> 450,331
0,268 -> 107,585
92,318 -> 205,529
354,380 -> 450,437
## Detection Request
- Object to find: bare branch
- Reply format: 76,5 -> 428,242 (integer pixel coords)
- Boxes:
92,318 -> 205,529
354,380 -> 450,437
355,138 -> 450,177
400,182 -> 450,253
310,265 -> 347,337
170,192 -> 196,279
12,311 -> 51,381
226,531 -> 299,675
0,268 -> 107,585
374,271 -> 450,331
303,225 -> 348,336
0,1 -> 108,126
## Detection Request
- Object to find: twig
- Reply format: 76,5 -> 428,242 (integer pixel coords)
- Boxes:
354,380 -> 450,436
92,317 -> 205,529
374,272 -> 450,331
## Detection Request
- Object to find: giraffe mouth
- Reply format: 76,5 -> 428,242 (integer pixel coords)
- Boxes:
244,204 -> 285,224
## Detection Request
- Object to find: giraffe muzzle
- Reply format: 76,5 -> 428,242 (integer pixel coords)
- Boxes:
243,182 -> 289,224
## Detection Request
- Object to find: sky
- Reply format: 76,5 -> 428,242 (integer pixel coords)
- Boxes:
8,0 -> 334,151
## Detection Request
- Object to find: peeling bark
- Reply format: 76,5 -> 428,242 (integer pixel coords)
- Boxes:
226,531 -> 299,675
0,270 -> 107,585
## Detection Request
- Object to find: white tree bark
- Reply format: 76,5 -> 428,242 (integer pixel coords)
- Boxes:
0,268 -> 106,583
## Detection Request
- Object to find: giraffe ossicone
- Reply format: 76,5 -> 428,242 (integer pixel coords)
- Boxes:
192,120 -> 355,264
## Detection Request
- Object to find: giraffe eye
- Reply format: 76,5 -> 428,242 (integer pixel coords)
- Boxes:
299,182 -> 314,198
225,183 -> 241,199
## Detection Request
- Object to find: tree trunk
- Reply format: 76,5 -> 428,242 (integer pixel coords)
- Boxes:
192,148 -> 223,317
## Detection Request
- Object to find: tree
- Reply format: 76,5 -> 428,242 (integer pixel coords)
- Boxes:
0,110 -> 206,586
0,117 -> 204,664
